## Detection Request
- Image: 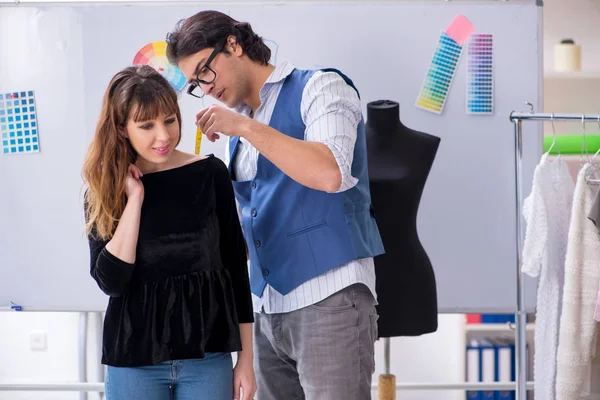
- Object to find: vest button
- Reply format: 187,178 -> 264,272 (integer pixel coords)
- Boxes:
255,240 -> 261,247
251,209 -> 257,217
251,182 -> 257,189
262,268 -> 269,276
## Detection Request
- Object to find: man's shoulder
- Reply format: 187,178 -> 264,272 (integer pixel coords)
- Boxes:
300,68 -> 359,102
303,68 -> 354,89
289,67 -> 348,81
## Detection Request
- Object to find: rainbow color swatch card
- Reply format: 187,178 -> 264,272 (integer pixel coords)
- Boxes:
416,15 -> 475,114
466,33 -> 494,114
0,90 -> 40,155
133,41 -> 187,93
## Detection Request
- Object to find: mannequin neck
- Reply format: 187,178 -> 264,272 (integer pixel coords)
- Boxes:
366,100 -> 403,133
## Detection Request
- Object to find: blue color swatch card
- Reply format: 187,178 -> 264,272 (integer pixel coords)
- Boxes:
0,90 -> 40,155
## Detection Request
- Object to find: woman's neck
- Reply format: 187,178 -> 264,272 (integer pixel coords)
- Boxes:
136,149 -> 186,174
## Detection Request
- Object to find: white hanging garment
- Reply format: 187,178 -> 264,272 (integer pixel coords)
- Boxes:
556,163 -> 600,400
522,153 -> 574,400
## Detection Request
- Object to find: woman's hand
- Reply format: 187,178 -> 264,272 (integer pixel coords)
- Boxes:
233,355 -> 256,400
125,164 -> 144,201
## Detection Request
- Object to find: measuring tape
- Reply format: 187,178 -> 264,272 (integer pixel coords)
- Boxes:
195,127 -> 203,155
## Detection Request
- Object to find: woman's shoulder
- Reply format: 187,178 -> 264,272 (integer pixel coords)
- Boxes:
175,152 -> 228,177
176,151 -> 213,166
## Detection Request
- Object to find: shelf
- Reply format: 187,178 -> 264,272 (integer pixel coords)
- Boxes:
465,323 -> 535,333
545,70 -> 600,79
466,323 -> 535,343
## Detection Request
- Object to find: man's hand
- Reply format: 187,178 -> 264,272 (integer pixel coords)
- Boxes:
197,104 -> 342,192
196,105 -> 252,142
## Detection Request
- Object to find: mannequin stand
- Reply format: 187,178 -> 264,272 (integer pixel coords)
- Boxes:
377,338 -> 396,400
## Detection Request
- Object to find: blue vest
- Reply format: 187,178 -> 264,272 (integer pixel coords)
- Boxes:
228,68 -> 384,296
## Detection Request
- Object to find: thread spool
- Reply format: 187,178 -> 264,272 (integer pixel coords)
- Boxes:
554,38 -> 581,72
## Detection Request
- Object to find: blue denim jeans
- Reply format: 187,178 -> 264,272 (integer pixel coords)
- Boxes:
105,353 -> 233,400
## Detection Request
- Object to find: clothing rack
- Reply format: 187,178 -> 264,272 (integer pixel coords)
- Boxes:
509,110 -> 600,400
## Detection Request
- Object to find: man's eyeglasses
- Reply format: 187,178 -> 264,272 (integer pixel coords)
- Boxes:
187,39 -> 227,99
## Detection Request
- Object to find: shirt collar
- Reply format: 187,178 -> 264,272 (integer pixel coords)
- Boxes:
264,60 -> 295,85
234,60 -> 295,115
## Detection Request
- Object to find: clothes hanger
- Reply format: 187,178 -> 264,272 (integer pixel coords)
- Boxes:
581,114 -> 590,168
546,113 -> 559,157
591,116 -> 600,163
585,116 -> 600,186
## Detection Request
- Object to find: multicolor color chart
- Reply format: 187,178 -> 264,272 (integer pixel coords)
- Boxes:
416,15 -> 475,114
133,41 -> 187,93
0,91 -> 40,156
416,32 -> 464,114
467,33 -> 494,114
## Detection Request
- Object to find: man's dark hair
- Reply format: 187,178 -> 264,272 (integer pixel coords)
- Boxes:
166,10 -> 271,66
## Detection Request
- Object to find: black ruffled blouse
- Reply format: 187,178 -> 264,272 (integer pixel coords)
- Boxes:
87,155 -> 253,367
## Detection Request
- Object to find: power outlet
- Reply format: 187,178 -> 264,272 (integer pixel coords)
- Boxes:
29,330 -> 47,351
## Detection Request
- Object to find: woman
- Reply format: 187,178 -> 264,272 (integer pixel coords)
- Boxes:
82,65 -> 256,400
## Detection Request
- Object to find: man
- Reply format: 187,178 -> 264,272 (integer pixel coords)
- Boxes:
167,10 -> 384,399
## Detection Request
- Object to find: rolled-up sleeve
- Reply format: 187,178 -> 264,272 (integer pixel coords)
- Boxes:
301,71 -> 362,193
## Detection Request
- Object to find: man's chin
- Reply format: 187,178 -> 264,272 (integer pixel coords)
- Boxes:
224,99 -> 241,110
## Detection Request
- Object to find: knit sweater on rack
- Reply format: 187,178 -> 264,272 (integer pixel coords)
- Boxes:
555,163 -> 600,400
522,153 -> 574,400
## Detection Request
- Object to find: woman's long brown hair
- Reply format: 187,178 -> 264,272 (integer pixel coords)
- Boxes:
82,65 -> 182,240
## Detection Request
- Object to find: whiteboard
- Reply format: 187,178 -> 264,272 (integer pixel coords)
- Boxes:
0,1 -> 542,312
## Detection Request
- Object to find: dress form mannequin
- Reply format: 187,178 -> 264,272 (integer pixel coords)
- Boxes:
366,100 -> 440,337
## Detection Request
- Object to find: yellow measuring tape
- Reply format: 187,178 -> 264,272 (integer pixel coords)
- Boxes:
195,127 -> 203,155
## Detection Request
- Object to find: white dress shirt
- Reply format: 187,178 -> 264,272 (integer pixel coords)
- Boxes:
224,60 -> 376,314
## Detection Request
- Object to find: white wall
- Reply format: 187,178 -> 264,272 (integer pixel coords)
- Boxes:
0,310 -> 464,400
0,312 -> 103,400
543,0 -> 600,73
543,0 -> 600,135
371,315 -> 466,400
6,0 -> 579,398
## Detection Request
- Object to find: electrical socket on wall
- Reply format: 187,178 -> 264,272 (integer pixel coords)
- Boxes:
29,330 -> 47,351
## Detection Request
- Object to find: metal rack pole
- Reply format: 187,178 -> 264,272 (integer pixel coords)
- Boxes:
510,112 -> 600,121
511,116 -> 527,400
78,312 -> 88,400
508,110 -> 600,400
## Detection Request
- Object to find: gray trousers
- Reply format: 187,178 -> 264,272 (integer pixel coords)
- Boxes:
253,283 -> 379,400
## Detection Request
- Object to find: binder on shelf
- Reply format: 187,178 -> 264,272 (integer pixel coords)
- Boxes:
480,339 -> 496,400
466,340 -> 481,400
480,314 -> 515,324
467,313 -> 482,324
478,313 -> 534,324
491,338 -> 514,400
465,335 -> 532,400
465,337 -> 527,400
465,338 -> 495,400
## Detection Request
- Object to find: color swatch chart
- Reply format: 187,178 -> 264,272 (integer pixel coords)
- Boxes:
133,41 -> 187,93
416,32 -> 463,114
0,91 -> 39,155
467,34 -> 494,114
